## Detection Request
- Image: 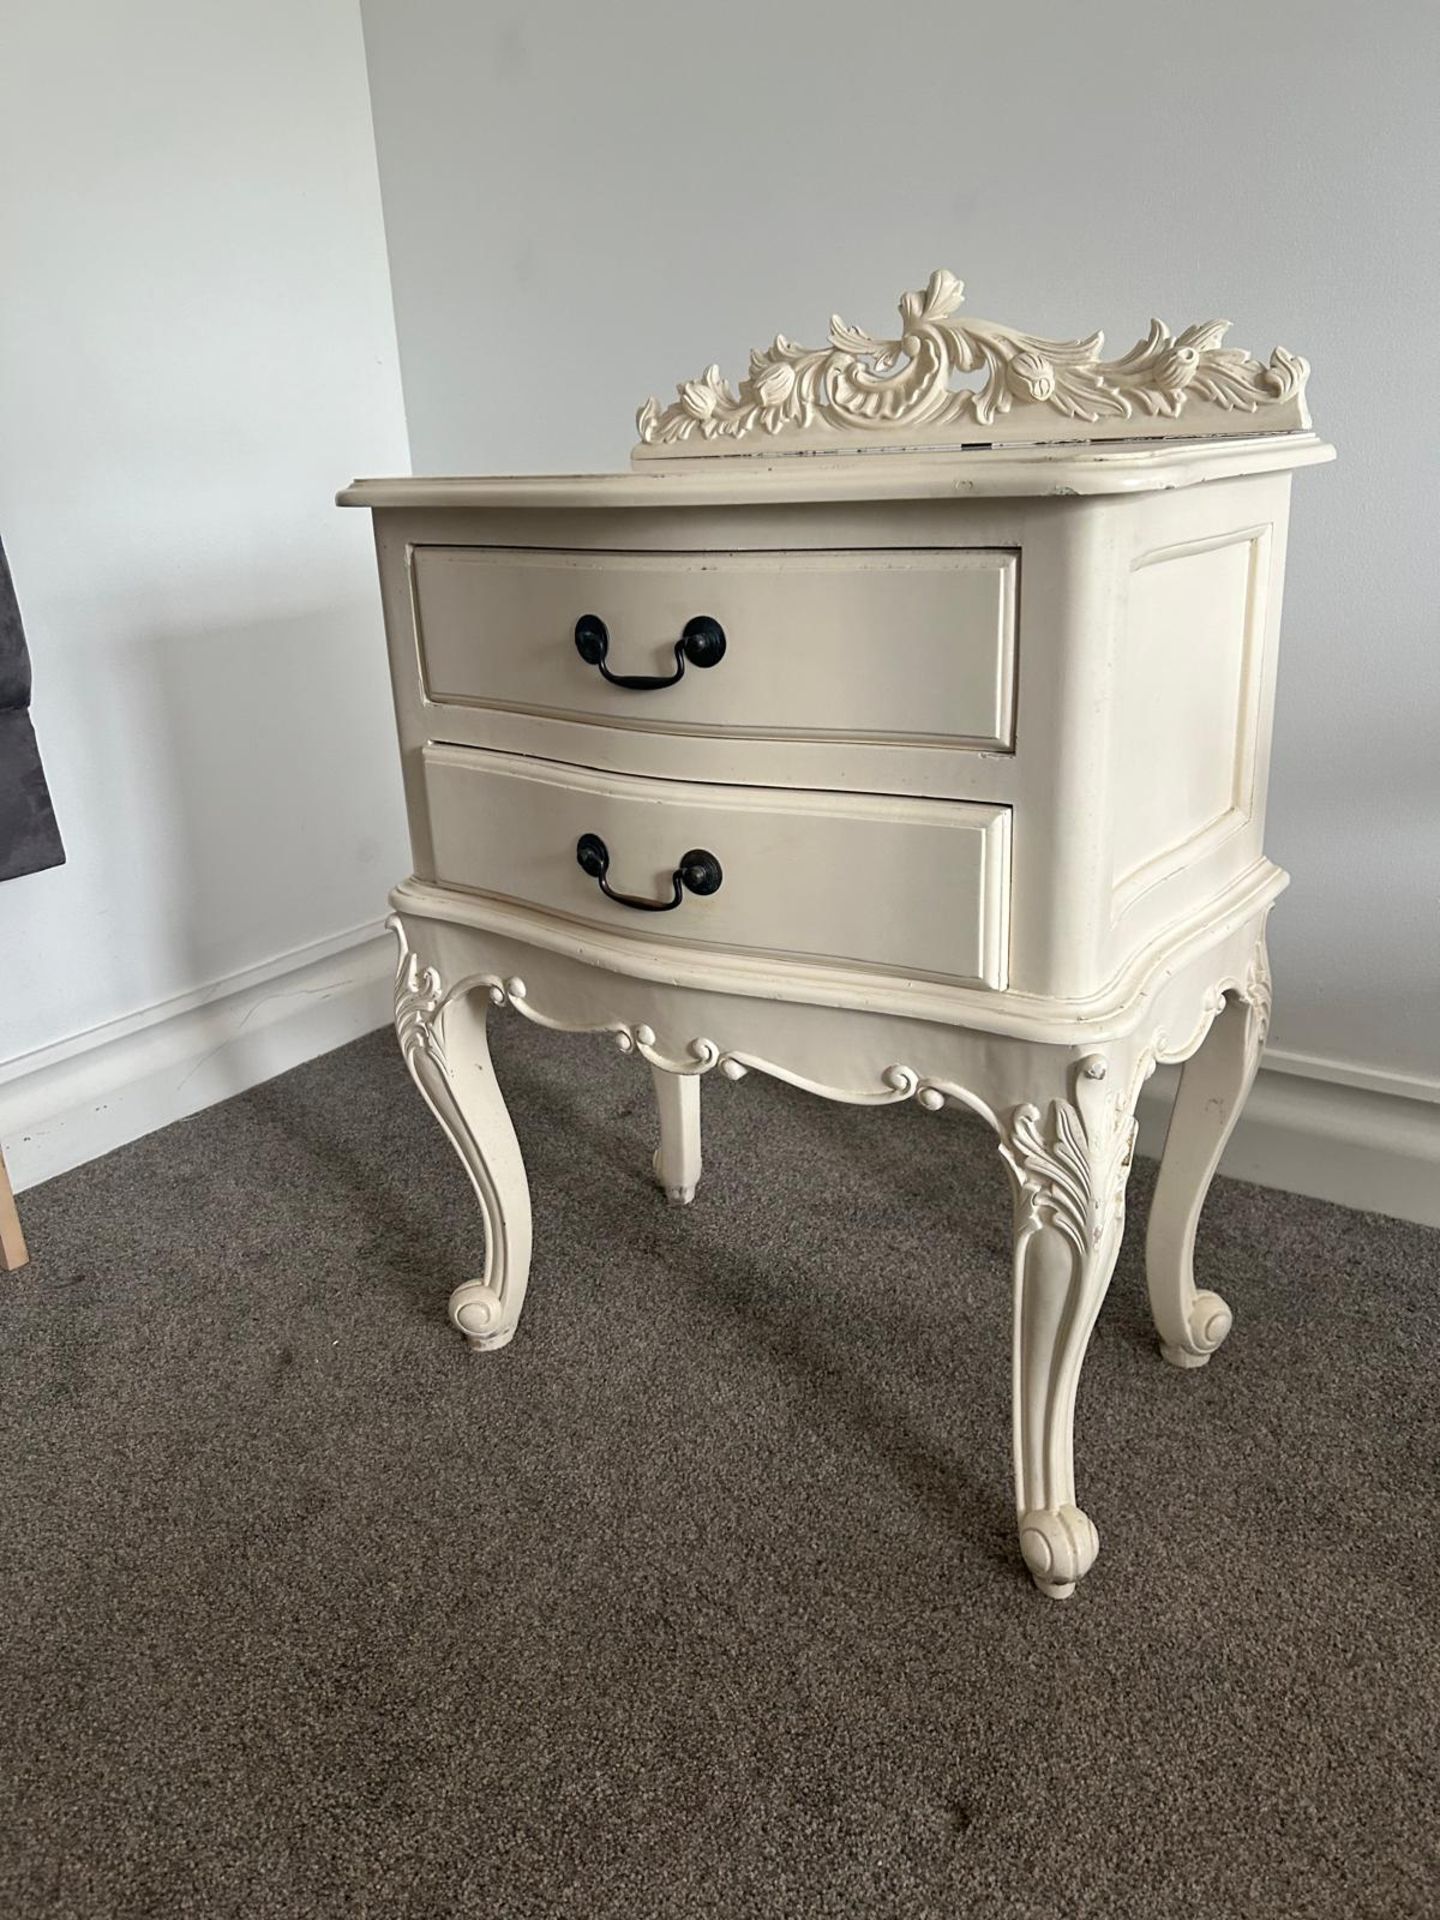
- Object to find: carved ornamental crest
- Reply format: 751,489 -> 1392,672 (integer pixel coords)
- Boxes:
634,270 -> 1310,459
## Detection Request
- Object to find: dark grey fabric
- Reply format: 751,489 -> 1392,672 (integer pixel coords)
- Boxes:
0,534 -> 64,883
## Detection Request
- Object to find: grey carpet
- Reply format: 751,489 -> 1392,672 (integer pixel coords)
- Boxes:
2,1020 -> 1437,1920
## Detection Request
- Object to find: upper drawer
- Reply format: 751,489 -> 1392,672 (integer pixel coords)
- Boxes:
412,547 -> 1017,751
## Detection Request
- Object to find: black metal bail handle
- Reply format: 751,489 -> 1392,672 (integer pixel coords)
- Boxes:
576,833 -> 723,912
574,613 -> 726,691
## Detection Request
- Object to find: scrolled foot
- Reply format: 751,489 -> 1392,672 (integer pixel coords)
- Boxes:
449,1282 -> 518,1352
652,1148 -> 696,1207
1018,1506 -> 1100,1600
1159,1289 -> 1233,1369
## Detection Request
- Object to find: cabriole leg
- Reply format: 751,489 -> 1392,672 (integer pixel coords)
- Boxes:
1000,1053 -> 1139,1599
651,1065 -> 702,1206
1147,977 -> 1268,1369
392,920 -> 533,1351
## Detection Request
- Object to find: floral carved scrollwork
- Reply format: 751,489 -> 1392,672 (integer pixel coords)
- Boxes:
635,269 -> 1311,456
999,1054 -> 1137,1256
425,956 -> 936,1105
393,943 -> 448,1076
1242,940 -> 1273,1057
1140,933 -> 1275,1082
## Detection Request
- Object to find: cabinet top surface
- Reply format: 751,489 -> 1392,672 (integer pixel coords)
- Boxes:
340,433 -> 1333,513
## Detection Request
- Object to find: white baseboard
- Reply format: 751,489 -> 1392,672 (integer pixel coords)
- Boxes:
5,933 -> 1437,1231
1137,1048 -> 1440,1229
0,922 -> 395,1194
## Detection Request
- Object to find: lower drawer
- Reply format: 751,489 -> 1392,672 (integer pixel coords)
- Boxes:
420,745 -> 1011,989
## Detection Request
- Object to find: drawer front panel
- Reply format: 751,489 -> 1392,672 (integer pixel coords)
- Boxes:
422,746 -> 1010,989
413,547 -> 1017,750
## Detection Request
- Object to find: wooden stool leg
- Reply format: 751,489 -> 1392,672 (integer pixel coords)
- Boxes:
0,1148 -> 29,1272
651,1065 -> 702,1205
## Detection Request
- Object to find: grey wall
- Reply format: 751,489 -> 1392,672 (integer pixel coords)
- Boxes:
0,0 -> 411,1066
360,0 -> 1440,1091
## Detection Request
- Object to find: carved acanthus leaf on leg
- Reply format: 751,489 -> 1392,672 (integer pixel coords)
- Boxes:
394,942 -> 448,1076
1243,938 -> 1273,1061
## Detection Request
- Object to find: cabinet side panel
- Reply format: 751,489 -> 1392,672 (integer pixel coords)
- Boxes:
1101,473 -> 1294,977
1112,528 -> 1267,903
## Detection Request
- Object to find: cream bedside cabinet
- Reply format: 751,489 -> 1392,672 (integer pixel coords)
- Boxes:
341,272 -> 1331,1598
